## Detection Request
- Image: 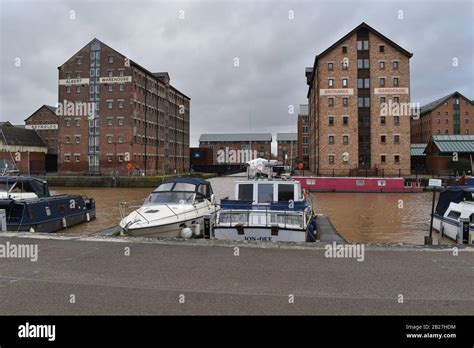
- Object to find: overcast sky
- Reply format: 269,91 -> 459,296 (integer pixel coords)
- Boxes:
1,0 -> 473,148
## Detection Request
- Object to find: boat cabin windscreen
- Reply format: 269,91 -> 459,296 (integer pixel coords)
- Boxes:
235,182 -> 300,204
146,181 -> 211,204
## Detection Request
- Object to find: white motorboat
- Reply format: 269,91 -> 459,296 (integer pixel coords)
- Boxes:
119,177 -> 217,238
212,158 -> 316,242
432,186 -> 474,244
0,176 -> 49,200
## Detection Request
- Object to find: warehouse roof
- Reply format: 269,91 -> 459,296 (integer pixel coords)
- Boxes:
411,143 -> 427,156
425,135 -> 474,154
0,125 -> 46,147
276,133 -> 297,142
420,91 -> 473,116
199,133 -> 272,142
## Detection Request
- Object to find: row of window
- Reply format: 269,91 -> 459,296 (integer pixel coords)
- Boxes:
65,83 -> 125,94
65,68 -> 125,80
64,154 -> 126,163
74,52 -> 117,66
327,96 -> 401,107
328,59 -> 399,71
328,154 -> 401,164
327,134 -> 401,145
326,77 -> 400,89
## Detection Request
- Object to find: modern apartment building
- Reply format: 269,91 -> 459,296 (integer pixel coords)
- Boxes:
297,104 -> 309,168
276,133 -> 298,165
199,133 -> 272,164
411,91 -> 474,143
306,22 -> 412,176
57,38 -> 190,175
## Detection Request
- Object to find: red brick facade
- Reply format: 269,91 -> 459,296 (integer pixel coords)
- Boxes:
411,92 -> 474,143
307,23 -> 412,176
57,38 -> 190,175
25,105 -> 59,155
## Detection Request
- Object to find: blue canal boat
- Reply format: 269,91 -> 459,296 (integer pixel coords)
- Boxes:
0,176 -> 95,233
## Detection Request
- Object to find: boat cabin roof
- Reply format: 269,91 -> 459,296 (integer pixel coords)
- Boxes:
153,177 -> 213,198
234,180 -> 302,204
435,186 -> 474,216
0,176 -> 50,197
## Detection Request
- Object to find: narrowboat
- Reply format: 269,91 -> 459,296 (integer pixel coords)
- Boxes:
294,176 -> 422,193
0,176 -> 96,233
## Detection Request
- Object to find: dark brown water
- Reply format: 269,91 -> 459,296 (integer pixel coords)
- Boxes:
51,176 -> 452,244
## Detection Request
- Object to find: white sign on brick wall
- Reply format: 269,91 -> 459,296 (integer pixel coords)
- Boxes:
99,76 -> 132,84
374,87 -> 409,95
59,78 -> 90,86
320,88 -> 354,96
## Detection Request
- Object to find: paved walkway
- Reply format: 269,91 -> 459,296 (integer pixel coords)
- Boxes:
0,234 -> 472,315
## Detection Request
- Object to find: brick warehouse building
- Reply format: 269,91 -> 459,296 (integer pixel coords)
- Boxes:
199,133 -> 272,164
25,105 -> 59,172
57,38 -> 190,175
297,104 -> 309,168
0,124 -> 47,174
411,91 -> 474,143
306,22 -> 412,176
276,133 -> 298,165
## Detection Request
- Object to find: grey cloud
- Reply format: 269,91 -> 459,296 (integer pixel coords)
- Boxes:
0,0 -> 472,148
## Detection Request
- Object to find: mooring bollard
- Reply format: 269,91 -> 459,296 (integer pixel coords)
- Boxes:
0,209 -> 6,232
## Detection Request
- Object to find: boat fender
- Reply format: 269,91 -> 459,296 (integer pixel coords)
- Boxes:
194,223 -> 201,236
181,227 -> 193,239
29,227 -> 35,233
308,223 -> 316,242
86,213 -> 90,222
303,189 -> 308,200
62,217 -> 67,228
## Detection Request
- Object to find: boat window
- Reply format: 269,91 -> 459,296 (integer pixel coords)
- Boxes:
377,180 -> 386,187
307,179 -> 315,185
155,183 -> 174,192
27,206 -> 35,220
258,184 -> 274,203
447,210 -> 461,220
197,184 -> 207,197
146,192 -> 195,204
278,184 -> 294,202
45,206 -> 51,216
58,203 -> 66,214
172,183 -> 196,192
356,180 -> 365,186
238,184 -> 253,201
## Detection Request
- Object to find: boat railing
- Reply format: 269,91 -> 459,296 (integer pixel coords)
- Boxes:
217,206 -> 308,229
119,199 -> 147,219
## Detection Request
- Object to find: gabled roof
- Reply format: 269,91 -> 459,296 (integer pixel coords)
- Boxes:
0,121 -> 13,127
276,133 -> 297,141
307,22 -> 413,97
24,104 -> 58,122
0,126 -> 46,147
58,38 -> 190,100
411,143 -> 427,156
425,135 -> 474,154
420,91 -> 473,116
199,133 -> 272,142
